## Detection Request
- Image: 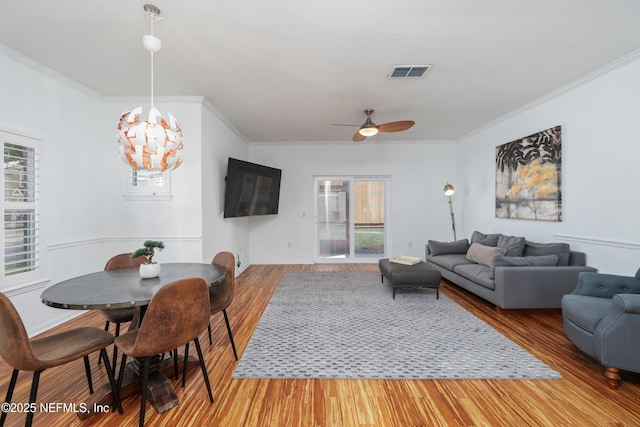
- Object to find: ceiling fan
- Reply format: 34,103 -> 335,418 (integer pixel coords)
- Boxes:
333,109 -> 415,142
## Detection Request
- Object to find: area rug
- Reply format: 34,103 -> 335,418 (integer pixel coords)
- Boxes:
232,271 -> 561,380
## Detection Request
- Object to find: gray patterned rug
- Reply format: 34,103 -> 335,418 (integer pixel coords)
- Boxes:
232,271 -> 561,380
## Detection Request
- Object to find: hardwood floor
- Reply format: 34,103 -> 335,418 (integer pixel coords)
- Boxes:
2,263 -> 640,426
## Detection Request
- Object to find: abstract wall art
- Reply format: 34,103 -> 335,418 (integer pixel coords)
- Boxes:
495,126 -> 562,221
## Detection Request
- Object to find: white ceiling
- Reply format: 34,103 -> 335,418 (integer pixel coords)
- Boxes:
1,0 -> 640,143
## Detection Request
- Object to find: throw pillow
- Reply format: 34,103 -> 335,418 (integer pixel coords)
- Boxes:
497,234 -> 526,257
428,239 -> 470,256
466,243 -> 507,268
489,254 -> 559,279
523,241 -> 570,266
470,231 -> 500,247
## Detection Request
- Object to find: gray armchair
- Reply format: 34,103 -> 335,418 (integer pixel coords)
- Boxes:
561,268 -> 640,389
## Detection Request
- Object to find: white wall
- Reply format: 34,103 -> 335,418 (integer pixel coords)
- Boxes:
200,101 -> 251,270
0,46 -> 107,333
101,97 -> 206,263
248,141 -> 457,263
456,52 -> 640,275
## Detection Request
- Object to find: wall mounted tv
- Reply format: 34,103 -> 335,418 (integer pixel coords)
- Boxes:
223,158 -> 282,218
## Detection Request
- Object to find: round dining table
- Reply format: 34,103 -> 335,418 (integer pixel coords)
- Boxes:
40,262 -> 226,420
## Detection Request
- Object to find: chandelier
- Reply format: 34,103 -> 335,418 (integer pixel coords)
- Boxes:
116,4 -> 183,172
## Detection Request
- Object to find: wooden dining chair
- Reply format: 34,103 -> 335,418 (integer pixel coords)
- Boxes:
0,292 -> 122,427
101,253 -> 146,371
114,277 -> 214,427
208,251 -> 239,360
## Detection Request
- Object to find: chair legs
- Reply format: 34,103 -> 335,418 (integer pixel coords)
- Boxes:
222,309 -> 239,360
193,337 -> 214,403
173,348 -> 179,379
100,348 -> 123,415
99,320 -> 110,365
182,342 -> 190,387
207,309 -> 239,360
139,356 -> 151,427
118,352 -> 151,426
1,352 -> 121,427
181,338 -> 214,402
83,355 -> 94,393
1,369 -> 19,426
25,370 -> 41,427
116,339 -> 212,426
116,353 -> 128,393
0,369 -> 42,427
135,343 -> 211,427
100,320 -> 124,374
605,366 -> 622,389
112,323 -> 121,374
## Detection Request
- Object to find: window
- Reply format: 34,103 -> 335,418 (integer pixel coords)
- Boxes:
2,131 -> 43,287
123,168 -> 172,201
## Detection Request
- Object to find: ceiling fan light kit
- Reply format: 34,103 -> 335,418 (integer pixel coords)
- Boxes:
358,114 -> 379,137
358,127 -> 379,137
334,109 -> 415,142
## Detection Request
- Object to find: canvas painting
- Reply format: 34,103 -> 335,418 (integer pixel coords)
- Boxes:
495,126 -> 562,221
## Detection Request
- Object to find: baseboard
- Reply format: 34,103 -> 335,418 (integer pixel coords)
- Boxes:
496,307 -> 562,315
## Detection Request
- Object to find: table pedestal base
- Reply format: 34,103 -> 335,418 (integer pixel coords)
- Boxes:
77,353 -> 198,420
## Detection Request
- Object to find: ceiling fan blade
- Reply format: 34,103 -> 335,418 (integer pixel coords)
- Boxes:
331,123 -> 361,127
378,120 -> 415,132
352,131 -> 366,142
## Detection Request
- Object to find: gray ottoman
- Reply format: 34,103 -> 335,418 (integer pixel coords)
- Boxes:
379,258 -> 441,299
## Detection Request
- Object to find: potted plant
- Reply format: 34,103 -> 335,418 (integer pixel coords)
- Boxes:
132,240 -> 165,278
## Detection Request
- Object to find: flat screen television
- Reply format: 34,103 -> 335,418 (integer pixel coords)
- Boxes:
223,158 -> 282,218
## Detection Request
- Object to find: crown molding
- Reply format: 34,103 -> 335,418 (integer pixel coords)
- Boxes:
201,97 -> 249,144
0,43 -> 103,101
102,95 -> 206,105
248,139 -> 454,147
458,48 -> 640,142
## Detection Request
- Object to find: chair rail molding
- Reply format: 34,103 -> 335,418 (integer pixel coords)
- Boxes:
48,236 -> 202,251
105,236 -> 202,244
2,278 -> 51,297
554,234 -> 640,251
48,238 -> 104,251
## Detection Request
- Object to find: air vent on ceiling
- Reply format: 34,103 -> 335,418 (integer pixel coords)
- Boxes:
388,65 -> 432,78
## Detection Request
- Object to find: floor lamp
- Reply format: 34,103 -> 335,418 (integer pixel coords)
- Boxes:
443,183 -> 457,241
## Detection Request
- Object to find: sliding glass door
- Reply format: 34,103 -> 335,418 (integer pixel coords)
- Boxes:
315,176 -> 389,262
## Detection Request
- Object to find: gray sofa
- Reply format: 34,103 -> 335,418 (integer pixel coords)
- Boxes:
425,231 -> 597,310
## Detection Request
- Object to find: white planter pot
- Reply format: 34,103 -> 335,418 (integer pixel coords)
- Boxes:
139,263 -> 161,279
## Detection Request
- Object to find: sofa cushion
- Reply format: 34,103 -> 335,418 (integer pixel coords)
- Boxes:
470,231 -> 500,247
428,239 -> 470,256
466,243 -> 507,267
427,254 -> 474,271
489,254 -> 559,279
561,294 -> 611,333
497,234 -> 526,257
453,263 -> 495,290
523,241 -> 570,266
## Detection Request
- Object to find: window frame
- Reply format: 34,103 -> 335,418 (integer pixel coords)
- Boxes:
313,175 -> 391,263
123,168 -> 173,201
1,130 -> 45,289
